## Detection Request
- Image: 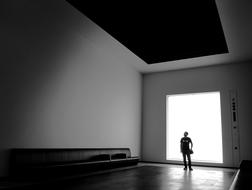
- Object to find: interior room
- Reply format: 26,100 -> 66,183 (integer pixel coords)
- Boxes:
1,0 -> 252,189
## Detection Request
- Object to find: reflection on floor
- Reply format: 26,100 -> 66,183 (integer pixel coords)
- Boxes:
25,163 -> 236,190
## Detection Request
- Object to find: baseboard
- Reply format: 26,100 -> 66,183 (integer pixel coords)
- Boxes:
140,161 -> 238,169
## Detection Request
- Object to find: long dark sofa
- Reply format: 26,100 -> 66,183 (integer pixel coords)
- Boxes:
9,148 -> 139,180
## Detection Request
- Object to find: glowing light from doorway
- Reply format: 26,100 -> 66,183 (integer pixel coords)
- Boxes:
166,92 -> 223,163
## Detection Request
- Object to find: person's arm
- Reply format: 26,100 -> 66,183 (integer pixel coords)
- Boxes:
190,139 -> 193,150
180,139 -> 183,152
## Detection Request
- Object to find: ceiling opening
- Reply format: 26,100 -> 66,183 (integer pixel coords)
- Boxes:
66,0 -> 228,64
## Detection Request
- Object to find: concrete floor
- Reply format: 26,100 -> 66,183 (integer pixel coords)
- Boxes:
0,163 -> 237,190
33,163 -> 237,190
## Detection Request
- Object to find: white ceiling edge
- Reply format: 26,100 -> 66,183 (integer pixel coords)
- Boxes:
135,53 -> 252,74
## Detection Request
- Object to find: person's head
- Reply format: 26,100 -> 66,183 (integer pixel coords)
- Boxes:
184,131 -> 188,137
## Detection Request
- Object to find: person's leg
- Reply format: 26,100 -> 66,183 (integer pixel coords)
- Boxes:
187,153 -> 193,170
182,153 -> 187,169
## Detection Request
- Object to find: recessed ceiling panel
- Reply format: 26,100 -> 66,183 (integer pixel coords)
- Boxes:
66,0 -> 228,64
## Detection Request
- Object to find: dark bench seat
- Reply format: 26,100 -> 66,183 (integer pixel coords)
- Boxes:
10,148 -> 139,179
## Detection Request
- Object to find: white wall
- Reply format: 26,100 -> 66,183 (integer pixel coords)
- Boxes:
142,62 -> 252,167
0,0 -> 143,177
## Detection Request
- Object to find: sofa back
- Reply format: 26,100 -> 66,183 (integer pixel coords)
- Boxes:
10,148 -> 131,167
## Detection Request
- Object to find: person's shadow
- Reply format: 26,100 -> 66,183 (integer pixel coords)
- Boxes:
178,171 -> 193,190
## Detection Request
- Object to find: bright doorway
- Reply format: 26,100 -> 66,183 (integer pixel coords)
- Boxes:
166,91 -> 223,163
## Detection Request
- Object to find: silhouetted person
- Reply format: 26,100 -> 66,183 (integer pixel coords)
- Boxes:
180,131 -> 193,170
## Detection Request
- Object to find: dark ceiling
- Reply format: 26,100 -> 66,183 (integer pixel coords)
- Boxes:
66,0 -> 228,64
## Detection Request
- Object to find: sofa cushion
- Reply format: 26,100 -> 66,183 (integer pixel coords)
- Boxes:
90,154 -> 110,161
111,153 -> 127,160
